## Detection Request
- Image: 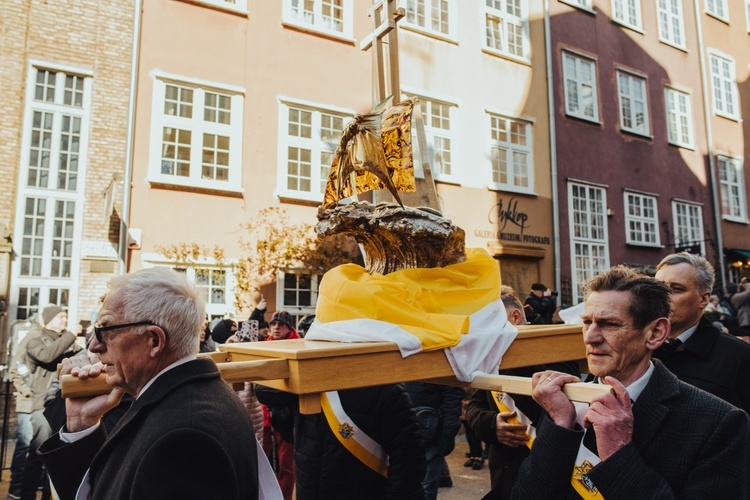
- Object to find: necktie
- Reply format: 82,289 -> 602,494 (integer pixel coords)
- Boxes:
582,426 -> 597,455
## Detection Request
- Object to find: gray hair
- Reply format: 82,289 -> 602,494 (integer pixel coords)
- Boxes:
656,252 -> 715,294
108,267 -> 205,358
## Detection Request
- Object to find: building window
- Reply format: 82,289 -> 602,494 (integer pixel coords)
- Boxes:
665,87 -> 693,148
624,192 -> 660,247
148,75 -> 244,192
672,201 -> 704,254
166,265 -> 235,317
708,52 -> 739,119
278,272 -> 321,327
612,0 -> 642,30
718,156 -> 747,221
705,0 -> 729,21
279,100 -> 348,201
13,64 -> 88,323
403,0 -> 453,37
657,0 -> 685,48
746,0 -> 750,31
282,0 -> 353,38
562,52 -> 599,122
617,71 -> 649,136
489,114 -> 533,192
195,268 -> 228,306
569,183 -> 609,303
418,97 -> 455,180
484,0 -> 529,61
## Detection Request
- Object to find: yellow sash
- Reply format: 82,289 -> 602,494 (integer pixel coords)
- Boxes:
491,392 -> 604,499
320,391 -> 388,477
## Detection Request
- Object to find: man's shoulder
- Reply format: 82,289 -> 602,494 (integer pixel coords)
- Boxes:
651,362 -> 743,416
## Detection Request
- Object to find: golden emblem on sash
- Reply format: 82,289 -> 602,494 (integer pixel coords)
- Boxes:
338,422 -> 355,440
573,460 -> 599,493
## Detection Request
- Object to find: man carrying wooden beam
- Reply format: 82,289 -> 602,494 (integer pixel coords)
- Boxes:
511,265 -> 749,499
36,267 -> 280,499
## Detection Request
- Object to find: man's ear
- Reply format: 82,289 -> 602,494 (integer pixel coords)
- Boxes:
147,326 -> 167,358
698,290 -> 710,310
645,317 -> 671,350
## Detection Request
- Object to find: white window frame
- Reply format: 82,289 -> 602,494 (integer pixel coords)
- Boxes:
411,94 -> 457,183
664,86 -> 694,148
672,200 -> 705,255
617,70 -> 650,136
705,0 -> 729,22
276,97 -> 352,203
568,182 -> 610,304
708,50 -> 739,120
10,61 -> 92,324
281,0 -> 354,40
142,256 -> 238,318
718,155 -> 748,222
276,270 -> 322,328
147,72 -> 245,193
612,0 -> 643,31
624,191 -> 661,247
656,0 -> 686,49
560,0 -> 594,13
562,51 -> 599,122
746,0 -> 750,32
401,0 -> 457,40
483,0 -> 530,62
487,112 -> 534,194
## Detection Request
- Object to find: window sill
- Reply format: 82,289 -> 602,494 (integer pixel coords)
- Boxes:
659,38 -> 688,53
487,184 -> 537,197
626,242 -> 663,249
277,191 -> 323,207
400,24 -> 458,45
667,140 -> 695,151
722,215 -> 749,224
715,111 -> 742,123
612,18 -> 644,34
564,112 -> 602,126
705,11 -> 730,25
173,0 -> 249,17
558,0 -> 596,15
434,176 -> 462,187
619,127 -> 653,140
481,48 -> 531,67
148,176 -> 245,198
281,20 -> 356,45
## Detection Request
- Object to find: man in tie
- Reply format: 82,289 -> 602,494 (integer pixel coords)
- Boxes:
652,252 -> 750,414
512,265 -> 749,499
37,267 -> 264,499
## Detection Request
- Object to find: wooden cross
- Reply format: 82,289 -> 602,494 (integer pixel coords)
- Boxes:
360,0 -> 441,211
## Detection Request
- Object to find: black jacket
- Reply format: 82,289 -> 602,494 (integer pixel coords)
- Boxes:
403,382 -> 464,455
39,359 -> 259,500
523,294 -> 556,324
467,361 -> 580,500
653,316 -> 750,414
257,384 -> 425,500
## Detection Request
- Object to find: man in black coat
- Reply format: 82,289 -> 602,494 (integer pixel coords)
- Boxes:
512,265 -> 749,499
523,283 -> 556,324
38,267 -> 264,500
653,252 -> 750,414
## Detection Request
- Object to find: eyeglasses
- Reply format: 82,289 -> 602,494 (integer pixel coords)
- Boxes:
93,321 -> 168,343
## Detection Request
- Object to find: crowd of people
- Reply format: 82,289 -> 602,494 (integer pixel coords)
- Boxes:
5,251 -> 750,499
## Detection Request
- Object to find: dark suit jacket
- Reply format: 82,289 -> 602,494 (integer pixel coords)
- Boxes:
511,361 -> 750,499
38,358 -> 259,500
653,316 -> 750,414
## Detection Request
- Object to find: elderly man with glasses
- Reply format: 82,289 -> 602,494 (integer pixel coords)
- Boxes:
37,267 -> 269,500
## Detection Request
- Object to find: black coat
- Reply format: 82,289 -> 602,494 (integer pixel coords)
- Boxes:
523,294 -> 556,324
38,359 -> 259,500
466,361 -> 579,500
257,384 -> 425,500
511,361 -> 750,499
403,382 -> 464,455
653,316 -> 750,414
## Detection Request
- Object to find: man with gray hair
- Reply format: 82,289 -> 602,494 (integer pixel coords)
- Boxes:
38,267 -> 265,499
653,252 -> 750,414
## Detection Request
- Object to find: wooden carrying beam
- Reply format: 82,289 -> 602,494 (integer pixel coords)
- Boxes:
59,324 -> 595,411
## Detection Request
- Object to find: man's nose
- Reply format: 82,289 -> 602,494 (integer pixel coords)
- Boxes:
88,334 -> 105,352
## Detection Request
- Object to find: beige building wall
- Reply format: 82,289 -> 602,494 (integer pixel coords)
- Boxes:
0,0 -> 134,327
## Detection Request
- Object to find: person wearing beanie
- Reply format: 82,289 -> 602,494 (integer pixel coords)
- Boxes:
523,283 -> 556,324
210,318 -> 237,344
9,305 -> 81,500
268,311 -> 298,341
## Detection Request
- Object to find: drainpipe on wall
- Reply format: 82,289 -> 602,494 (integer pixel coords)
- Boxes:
544,0 -> 563,305
693,0 -> 727,292
118,0 -> 143,275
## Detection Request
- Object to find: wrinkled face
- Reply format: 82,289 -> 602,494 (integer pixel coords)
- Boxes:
46,312 -> 68,332
582,290 -> 653,386
89,289 -> 155,395
655,263 -> 708,336
270,321 -> 290,340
